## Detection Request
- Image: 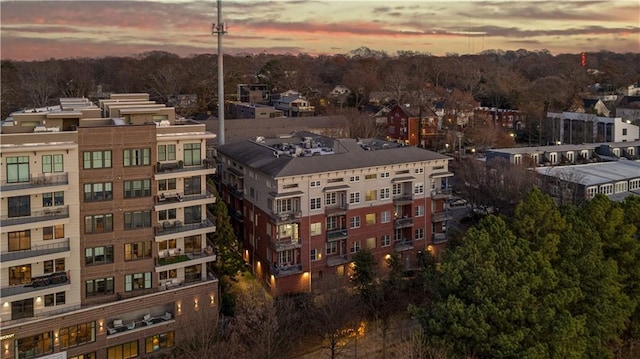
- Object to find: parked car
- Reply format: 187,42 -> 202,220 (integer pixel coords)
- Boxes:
448,197 -> 468,207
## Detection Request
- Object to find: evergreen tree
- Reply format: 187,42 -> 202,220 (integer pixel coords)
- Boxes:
210,186 -> 245,279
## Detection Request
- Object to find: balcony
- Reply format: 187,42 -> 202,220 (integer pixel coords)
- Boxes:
394,217 -> 413,229
431,211 -> 452,223
327,254 -> 351,267
326,228 -> 348,241
0,173 -> 68,192
394,239 -> 413,252
431,188 -> 453,200
271,263 -> 303,278
156,247 -> 216,267
271,237 -> 302,251
325,203 -> 348,216
271,211 -> 302,224
155,218 -> 216,238
433,233 -> 447,243
1,271 -> 69,298
155,192 -> 214,208
230,208 -> 244,222
1,238 -> 70,262
227,185 -> 244,199
155,159 -> 215,174
392,194 -> 413,205
107,312 -> 175,337
0,205 -> 69,227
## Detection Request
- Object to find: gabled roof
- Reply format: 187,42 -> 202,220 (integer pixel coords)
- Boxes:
393,104 -> 438,118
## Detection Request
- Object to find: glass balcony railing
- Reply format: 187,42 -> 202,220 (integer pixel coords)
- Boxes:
1,173 -> 69,191
0,205 -> 69,227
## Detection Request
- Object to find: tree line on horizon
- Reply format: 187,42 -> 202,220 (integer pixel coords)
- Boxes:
2,47 -> 639,124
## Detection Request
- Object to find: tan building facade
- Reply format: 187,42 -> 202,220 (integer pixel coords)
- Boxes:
1,94 -> 218,359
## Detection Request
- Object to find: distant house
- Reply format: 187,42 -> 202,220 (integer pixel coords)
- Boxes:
472,107 -> 525,130
386,104 -> 440,147
616,96 -> 640,124
230,102 -> 284,119
237,83 -> 270,104
273,94 -> 315,117
329,85 -> 351,96
547,111 -> 639,143
368,91 -> 394,106
372,106 -> 391,125
578,98 -> 614,117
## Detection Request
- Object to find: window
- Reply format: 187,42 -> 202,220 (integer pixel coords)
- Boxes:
8,230 -> 31,251
415,228 -> 424,240
310,222 -> 322,236
327,177 -> 344,183
381,211 -> 391,223
124,211 -> 151,230
56,291 -> 66,305
125,272 -> 152,291
8,195 -> 30,217
415,205 -> 425,217
158,178 -> 177,191
349,175 -> 360,182
183,143 -> 201,166
414,168 -> 424,174
158,144 -> 176,161
85,246 -> 114,265
283,183 -> 298,189
350,241 -> 361,253
83,150 -> 112,169
145,332 -> 174,353
60,321 -> 95,349
325,192 -> 337,205
278,250 -> 294,265
615,181 -> 628,193
350,216 -> 360,228
124,180 -> 151,198
380,234 -> 391,247
379,188 -> 390,200
69,353 -> 96,359
630,179 -> 640,191
107,340 -> 138,359
622,128 -> 628,136
349,192 -> 360,204
158,239 -> 177,251
414,183 -> 424,194
365,173 -> 377,180
44,258 -> 65,274
9,264 -> 31,285
365,190 -> 377,202
42,154 -> 64,173
84,182 -> 113,202
6,156 -> 29,183
184,205 -> 202,224
159,269 -> 178,280
16,331 -> 53,359
125,242 -> 152,260
310,249 -> 319,261
380,172 -> 390,178
42,191 -> 64,207
599,184 -> 613,195
45,291 -> 66,307
276,198 -> 293,213
310,197 -> 322,210
124,148 -> 150,166
85,277 -> 114,296
586,186 -> 598,199
310,180 -> 321,187
365,213 -> 376,225
326,216 -> 338,230
12,298 -> 34,321
184,235 -> 202,254
392,183 -> 402,196
514,155 -> 522,165
366,237 -> 376,249
326,241 -> 338,255
184,176 -> 201,195
85,214 -> 113,233
158,209 -> 177,221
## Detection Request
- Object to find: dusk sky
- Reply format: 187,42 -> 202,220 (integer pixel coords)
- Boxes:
1,0 -> 639,61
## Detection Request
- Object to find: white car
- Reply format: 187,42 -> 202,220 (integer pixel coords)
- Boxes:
448,198 -> 468,207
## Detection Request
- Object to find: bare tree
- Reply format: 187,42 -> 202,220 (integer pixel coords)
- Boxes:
173,307 -> 244,359
20,60 -> 62,108
310,286 -> 361,359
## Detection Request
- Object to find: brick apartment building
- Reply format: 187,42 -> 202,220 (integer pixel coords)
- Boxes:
1,94 -> 218,359
215,132 -> 453,296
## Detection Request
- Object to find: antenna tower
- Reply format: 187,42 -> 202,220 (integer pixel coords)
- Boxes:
212,0 -> 227,145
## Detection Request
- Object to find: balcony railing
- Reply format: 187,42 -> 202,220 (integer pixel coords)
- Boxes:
270,237 -> 302,251
271,211 -> 302,224
325,203 -> 348,216
327,254 -> 351,267
155,160 -> 215,174
431,188 -> 453,199
156,192 -> 212,205
1,173 -> 69,191
0,205 -> 69,227
156,247 -> 216,266
227,185 -> 244,199
1,272 -> 69,297
271,263 -> 303,278
431,211 -> 452,222
394,217 -> 413,229
433,233 -> 447,243
1,238 -> 70,262
155,218 -> 215,236
394,239 -> 413,252
326,228 -> 348,241
392,194 -> 413,204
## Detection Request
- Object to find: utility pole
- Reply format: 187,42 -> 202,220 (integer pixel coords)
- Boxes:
212,0 -> 227,145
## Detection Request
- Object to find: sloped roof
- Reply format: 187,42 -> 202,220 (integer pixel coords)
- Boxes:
216,133 -> 450,178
